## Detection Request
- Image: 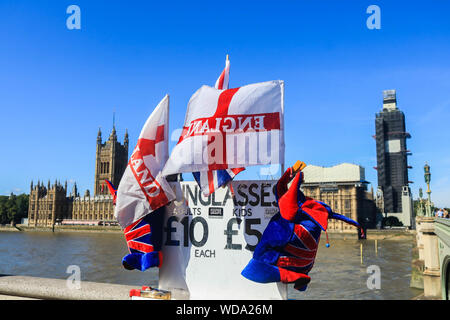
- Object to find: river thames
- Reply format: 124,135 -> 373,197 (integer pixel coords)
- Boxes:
0,231 -> 422,299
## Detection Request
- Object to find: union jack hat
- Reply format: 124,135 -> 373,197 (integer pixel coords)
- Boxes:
121,207 -> 165,271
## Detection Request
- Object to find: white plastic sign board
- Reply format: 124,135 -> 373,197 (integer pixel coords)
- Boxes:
159,180 -> 287,300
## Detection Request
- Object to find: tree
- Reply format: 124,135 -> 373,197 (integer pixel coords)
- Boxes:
0,193 -> 29,225
6,194 -> 17,225
14,194 -> 29,224
382,216 -> 403,227
0,196 -> 8,224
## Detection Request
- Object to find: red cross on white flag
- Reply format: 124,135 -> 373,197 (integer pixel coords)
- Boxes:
192,56 -> 246,196
115,95 -> 176,228
162,80 -> 285,176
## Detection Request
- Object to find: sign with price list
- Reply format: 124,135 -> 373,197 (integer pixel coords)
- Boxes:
158,180 -> 287,300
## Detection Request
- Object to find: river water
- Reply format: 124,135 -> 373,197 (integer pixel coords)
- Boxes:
0,231 -> 421,300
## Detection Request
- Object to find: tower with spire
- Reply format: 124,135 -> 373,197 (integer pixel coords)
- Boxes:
94,117 -> 129,196
28,115 -> 129,227
375,90 -> 413,227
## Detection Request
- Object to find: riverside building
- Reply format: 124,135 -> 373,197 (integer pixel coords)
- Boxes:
28,126 -> 128,227
301,163 -> 377,233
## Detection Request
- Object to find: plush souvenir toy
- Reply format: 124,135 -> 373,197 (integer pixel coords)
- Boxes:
121,208 -> 164,271
104,180 -> 164,272
241,162 -> 364,291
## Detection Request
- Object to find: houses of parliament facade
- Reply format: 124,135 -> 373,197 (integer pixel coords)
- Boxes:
28,126 -> 129,227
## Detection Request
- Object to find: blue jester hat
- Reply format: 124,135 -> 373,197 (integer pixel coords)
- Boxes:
241,165 -> 364,291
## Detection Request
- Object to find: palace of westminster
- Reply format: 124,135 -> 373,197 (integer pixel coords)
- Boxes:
28,126 -> 129,227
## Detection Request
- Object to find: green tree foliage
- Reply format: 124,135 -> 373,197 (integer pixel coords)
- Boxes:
0,193 -> 29,225
413,199 -> 421,215
0,197 -> 7,224
382,216 -> 403,227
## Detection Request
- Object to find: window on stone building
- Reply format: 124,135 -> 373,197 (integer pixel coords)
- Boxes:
345,200 -> 351,210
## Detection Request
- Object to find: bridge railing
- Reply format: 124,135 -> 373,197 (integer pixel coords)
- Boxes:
0,275 -> 134,300
415,217 -> 441,298
435,217 -> 450,300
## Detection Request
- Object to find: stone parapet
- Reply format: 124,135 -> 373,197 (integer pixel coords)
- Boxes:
434,218 -> 450,300
0,275 -> 135,300
414,217 -> 442,298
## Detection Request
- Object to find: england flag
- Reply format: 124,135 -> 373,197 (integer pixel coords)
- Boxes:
192,56 -> 245,196
162,80 -> 285,177
115,95 -> 176,228
214,55 -> 230,90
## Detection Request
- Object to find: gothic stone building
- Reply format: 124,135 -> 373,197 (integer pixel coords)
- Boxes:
301,163 -> 377,233
94,126 -> 128,196
28,181 -> 72,227
28,126 -> 128,227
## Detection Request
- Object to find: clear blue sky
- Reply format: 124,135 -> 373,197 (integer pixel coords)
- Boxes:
1,0 -> 449,207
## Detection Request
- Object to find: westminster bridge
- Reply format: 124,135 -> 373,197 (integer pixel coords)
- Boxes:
413,216 -> 450,299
